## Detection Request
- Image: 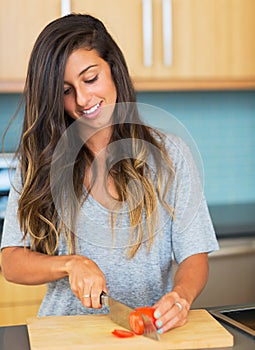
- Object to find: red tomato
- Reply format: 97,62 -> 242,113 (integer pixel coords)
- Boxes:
135,306 -> 157,326
129,306 -> 157,335
112,329 -> 135,338
129,311 -> 144,335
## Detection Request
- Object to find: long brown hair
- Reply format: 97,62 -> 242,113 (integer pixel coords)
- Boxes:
17,14 -> 175,258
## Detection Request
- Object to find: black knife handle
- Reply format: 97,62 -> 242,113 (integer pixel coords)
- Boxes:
100,291 -> 109,306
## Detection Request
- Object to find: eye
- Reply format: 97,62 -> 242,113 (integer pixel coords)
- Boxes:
64,87 -> 72,95
85,75 -> 98,84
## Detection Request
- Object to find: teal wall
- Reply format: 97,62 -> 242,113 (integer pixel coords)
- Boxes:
1,91 -> 255,205
137,91 -> 255,205
0,94 -> 23,153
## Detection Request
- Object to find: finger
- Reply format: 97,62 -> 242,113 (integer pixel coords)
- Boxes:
90,292 -> 102,309
159,314 -> 187,333
156,305 -> 187,332
90,284 -> 108,309
71,280 -> 89,305
82,289 -> 92,308
174,301 -> 183,313
154,292 -> 186,319
153,297 -> 175,321
154,301 -> 185,331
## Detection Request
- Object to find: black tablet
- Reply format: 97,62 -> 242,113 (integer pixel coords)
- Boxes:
210,304 -> 255,338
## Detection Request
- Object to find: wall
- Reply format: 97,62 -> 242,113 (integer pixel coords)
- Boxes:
1,91 -> 255,205
0,94 -> 23,153
137,91 -> 255,205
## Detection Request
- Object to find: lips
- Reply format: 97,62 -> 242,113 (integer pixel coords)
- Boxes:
82,102 -> 101,116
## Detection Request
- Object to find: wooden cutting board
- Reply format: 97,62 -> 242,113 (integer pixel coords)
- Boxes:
27,309 -> 233,350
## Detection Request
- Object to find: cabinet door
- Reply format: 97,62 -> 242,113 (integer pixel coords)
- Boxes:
0,272 -> 46,326
0,0 -> 60,81
1,0 -> 254,91
154,0 -> 255,80
71,0 -> 255,88
71,0 -> 151,78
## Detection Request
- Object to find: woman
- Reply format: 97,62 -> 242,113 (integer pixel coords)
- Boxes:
1,14 -> 218,334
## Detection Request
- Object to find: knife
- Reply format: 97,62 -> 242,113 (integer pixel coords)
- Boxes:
100,292 -> 160,341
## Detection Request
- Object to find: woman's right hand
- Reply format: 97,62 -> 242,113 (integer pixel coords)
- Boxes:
65,255 -> 107,309
1,248 -> 107,308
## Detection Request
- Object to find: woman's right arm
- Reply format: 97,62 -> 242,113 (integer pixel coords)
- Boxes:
1,247 -> 107,308
1,246 -> 72,284
1,166 -> 107,308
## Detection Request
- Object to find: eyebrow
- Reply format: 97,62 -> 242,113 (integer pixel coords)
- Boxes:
64,64 -> 99,85
78,64 -> 98,77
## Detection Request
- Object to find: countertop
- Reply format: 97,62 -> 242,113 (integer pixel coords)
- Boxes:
209,202 -> 255,238
0,317 -> 254,350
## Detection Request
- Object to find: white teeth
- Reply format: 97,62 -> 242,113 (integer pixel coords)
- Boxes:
82,102 -> 100,115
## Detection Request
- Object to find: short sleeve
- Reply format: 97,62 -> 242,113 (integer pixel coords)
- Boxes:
165,134 -> 219,264
1,165 -> 30,249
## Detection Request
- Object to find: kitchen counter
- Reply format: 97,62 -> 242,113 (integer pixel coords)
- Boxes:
209,202 -> 255,238
0,317 -> 254,350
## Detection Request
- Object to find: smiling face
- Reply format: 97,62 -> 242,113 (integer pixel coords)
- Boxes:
64,48 -> 117,132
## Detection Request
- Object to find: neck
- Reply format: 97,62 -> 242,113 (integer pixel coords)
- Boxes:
85,126 -> 112,155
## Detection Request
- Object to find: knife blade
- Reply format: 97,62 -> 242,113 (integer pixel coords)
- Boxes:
100,292 -> 160,341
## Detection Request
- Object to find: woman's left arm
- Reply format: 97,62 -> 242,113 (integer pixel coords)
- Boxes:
153,253 -> 209,334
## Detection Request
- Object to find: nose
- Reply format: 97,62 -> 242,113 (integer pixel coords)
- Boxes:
75,86 -> 91,108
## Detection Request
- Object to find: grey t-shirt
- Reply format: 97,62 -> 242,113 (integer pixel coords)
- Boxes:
1,134 -> 219,316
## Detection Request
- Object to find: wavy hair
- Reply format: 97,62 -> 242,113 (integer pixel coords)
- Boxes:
16,14 -> 175,258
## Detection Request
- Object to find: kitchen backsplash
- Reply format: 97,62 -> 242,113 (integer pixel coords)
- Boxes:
1,90 -> 255,205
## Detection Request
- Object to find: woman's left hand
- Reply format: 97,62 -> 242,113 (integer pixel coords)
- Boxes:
152,253 -> 209,334
153,291 -> 190,334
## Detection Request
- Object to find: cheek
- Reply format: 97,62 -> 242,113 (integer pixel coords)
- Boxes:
107,81 -> 117,103
101,69 -> 117,103
64,97 -> 73,115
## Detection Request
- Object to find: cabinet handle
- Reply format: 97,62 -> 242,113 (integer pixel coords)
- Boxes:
61,0 -> 71,17
142,0 -> 153,67
162,0 -> 172,66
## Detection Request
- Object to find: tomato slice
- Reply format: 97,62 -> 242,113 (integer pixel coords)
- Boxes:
112,329 -> 135,338
129,311 -> 144,335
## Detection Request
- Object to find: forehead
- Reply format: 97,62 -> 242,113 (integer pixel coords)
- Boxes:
67,48 -> 101,65
64,48 -> 109,77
